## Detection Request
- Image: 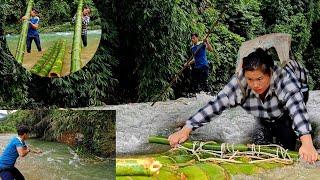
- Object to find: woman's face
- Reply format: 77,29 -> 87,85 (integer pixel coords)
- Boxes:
244,68 -> 271,95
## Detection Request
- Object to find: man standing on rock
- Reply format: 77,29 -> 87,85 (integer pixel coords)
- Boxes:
187,33 -> 213,93
169,46 -> 318,163
0,126 -> 39,180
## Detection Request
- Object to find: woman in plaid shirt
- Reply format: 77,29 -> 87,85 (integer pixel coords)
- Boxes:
169,48 -> 318,163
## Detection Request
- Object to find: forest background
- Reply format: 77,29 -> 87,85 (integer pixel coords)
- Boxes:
0,0 -> 319,108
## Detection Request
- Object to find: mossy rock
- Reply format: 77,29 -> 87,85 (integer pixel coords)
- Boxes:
180,162 -> 230,180
255,162 -> 284,169
153,166 -> 181,180
116,176 -> 151,180
220,163 -> 264,175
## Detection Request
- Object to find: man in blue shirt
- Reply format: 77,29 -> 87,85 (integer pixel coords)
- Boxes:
22,8 -> 42,53
0,126 -> 31,180
188,33 -> 213,92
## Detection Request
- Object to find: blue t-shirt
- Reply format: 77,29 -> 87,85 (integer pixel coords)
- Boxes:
0,136 -> 26,168
191,42 -> 208,69
27,16 -> 40,37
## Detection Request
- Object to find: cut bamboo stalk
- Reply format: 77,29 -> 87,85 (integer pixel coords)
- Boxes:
30,41 -> 59,74
116,158 -> 162,176
71,0 -> 83,73
48,39 -> 67,77
15,0 -> 34,63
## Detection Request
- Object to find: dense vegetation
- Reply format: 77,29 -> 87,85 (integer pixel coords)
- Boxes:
0,0 -> 319,108
0,110 -> 115,157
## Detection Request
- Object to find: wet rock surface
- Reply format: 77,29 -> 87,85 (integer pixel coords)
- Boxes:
100,91 -> 320,155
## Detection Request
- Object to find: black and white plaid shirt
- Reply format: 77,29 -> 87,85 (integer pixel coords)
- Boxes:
185,60 -> 311,137
72,15 -> 90,35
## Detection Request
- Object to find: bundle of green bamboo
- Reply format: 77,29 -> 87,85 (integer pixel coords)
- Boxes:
15,0 -> 34,63
116,135 -> 320,179
30,39 -> 67,77
148,136 -> 301,162
71,0 -> 83,73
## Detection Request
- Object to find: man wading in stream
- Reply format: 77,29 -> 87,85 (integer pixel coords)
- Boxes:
169,47 -> 318,163
0,126 -> 40,180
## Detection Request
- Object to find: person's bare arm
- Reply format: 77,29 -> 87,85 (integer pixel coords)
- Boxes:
30,23 -> 38,29
184,59 -> 195,67
17,147 -> 30,157
204,38 -> 213,52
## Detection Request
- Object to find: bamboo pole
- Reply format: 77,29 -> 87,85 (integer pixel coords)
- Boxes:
15,0 -> 34,63
71,0 -> 83,73
116,158 -> 162,176
48,39 -> 67,77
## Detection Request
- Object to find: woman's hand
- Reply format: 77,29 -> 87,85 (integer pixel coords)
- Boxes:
299,134 -> 318,163
168,126 -> 192,148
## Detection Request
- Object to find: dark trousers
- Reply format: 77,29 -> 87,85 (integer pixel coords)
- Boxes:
81,34 -> 87,47
0,167 -> 25,180
26,35 -> 42,53
192,66 -> 209,92
253,91 -> 309,150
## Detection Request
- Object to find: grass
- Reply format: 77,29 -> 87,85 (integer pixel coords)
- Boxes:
6,30 -> 102,77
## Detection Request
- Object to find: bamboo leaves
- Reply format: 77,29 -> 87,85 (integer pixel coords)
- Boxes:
15,0 -> 34,63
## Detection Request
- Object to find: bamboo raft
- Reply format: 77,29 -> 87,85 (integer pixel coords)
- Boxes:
116,136 -> 318,179
30,39 -> 66,77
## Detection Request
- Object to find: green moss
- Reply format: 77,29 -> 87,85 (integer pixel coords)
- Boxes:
116,176 -> 151,180
154,166 -> 181,180
220,163 -> 264,175
180,164 -> 210,180
197,163 -> 231,180
255,162 -> 284,170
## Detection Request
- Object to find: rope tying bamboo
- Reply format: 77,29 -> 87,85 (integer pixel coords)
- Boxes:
176,141 -> 293,165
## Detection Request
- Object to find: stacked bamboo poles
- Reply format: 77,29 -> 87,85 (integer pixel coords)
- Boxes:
71,0 -> 83,73
31,39 -> 66,77
15,0 -> 34,63
116,158 -> 162,176
30,42 -> 58,74
148,136 -> 301,160
49,39 -> 67,77
38,39 -> 66,77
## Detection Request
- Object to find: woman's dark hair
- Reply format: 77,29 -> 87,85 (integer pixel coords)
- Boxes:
242,48 -> 274,75
17,125 -> 30,135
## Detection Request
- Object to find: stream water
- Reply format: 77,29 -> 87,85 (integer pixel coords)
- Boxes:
0,134 -> 115,180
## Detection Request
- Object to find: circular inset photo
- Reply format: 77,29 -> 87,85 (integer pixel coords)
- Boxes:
5,0 -> 101,77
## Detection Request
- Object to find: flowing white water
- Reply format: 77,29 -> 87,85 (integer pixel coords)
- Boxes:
0,134 -> 114,180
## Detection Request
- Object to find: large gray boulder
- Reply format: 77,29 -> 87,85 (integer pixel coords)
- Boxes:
102,91 -> 320,155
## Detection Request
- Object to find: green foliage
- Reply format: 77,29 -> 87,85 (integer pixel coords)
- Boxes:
0,0 -> 320,107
